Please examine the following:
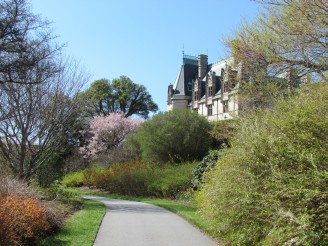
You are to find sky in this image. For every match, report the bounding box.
[30,0,261,113]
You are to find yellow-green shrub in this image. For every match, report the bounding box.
[60,171,84,187]
[195,83,327,245]
[63,160,196,198]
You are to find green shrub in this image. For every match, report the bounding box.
[91,160,150,195]
[82,167,101,187]
[67,160,196,198]
[36,154,64,188]
[146,162,195,198]
[131,109,212,163]
[195,83,327,245]
[61,171,84,187]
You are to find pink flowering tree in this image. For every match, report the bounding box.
[80,113,142,159]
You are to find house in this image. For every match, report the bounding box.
[168,54,246,121]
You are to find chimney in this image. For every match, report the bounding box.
[198,54,208,79]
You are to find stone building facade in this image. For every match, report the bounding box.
[168,54,245,121]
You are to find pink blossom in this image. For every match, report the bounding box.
[80,113,142,159]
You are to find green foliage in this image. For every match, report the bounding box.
[132,109,212,163]
[61,171,84,187]
[36,154,64,188]
[227,1,326,80]
[43,188,81,208]
[195,83,328,245]
[191,150,220,190]
[237,78,290,110]
[77,76,158,118]
[62,161,196,198]
[146,163,195,198]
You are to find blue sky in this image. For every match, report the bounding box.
[30,0,260,112]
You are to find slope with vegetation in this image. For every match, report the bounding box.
[195,83,327,245]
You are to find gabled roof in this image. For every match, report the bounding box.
[172,63,197,97]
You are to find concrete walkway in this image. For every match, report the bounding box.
[83,195,218,246]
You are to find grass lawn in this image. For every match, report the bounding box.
[37,199,105,246]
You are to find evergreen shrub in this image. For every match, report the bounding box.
[191,150,220,190]
[130,109,212,163]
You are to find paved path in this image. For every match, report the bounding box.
[83,195,218,246]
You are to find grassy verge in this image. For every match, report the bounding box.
[37,199,105,246]
[66,188,217,240]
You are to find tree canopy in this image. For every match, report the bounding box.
[228,0,327,81]
[0,0,61,85]
[78,76,158,119]
[0,0,88,180]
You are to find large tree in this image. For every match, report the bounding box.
[79,76,158,119]
[0,0,61,85]
[0,58,87,180]
[76,79,115,116]
[228,0,327,81]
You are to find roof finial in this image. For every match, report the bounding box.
[182,44,185,57]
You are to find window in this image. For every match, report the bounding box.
[208,86,213,97]
[223,100,228,113]
[208,104,213,116]
[194,91,198,101]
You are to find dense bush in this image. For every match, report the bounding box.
[195,83,327,245]
[36,154,64,187]
[63,160,196,198]
[146,163,195,197]
[0,172,73,241]
[61,171,85,187]
[130,109,212,163]
[0,197,50,245]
